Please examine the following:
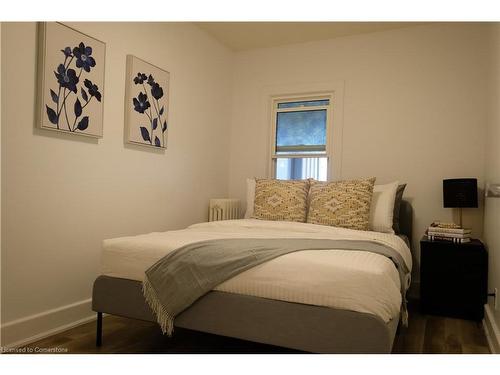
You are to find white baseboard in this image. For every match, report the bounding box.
[1,298,96,348]
[483,304,500,354]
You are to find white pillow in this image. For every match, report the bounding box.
[244,178,256,219]
[369,181,399,234]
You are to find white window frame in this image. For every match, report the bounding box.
[270,93,333,180]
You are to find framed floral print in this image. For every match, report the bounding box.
[37,22,105,137]
[124,55,169,149]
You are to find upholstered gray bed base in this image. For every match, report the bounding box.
[92,200,411,353]
[92,275,399,353]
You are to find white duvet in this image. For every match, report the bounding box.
[102,219,412,323]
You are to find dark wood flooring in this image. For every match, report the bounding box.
[14,302,490,354]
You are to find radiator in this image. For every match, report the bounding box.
[209,199,241,222]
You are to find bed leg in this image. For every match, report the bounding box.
[96,312,103,347]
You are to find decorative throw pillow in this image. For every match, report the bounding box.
[307,177,376,230]
[253,179,309,222]
[244,177,256,219]
[392,184,407,234]
[369,181,400,234]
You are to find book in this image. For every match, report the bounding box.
[427,234,471,243]
[430,221,462,229]
[426,230,471,239]
[427,227,471,235]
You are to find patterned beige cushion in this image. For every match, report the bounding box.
[307,177,376,230]
[252,179,310,222]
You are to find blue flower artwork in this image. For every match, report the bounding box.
[46,43,101,132]
[126,55,169,149]
[73,42,96,72]
[39,23,105,138]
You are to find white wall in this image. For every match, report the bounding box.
[484,23,500,342]
[1,22,233,345]
[0,21,3,346]
[228,23,489,279]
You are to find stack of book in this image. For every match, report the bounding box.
[426,222,471,243]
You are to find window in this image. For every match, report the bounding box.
[271,95,332,181]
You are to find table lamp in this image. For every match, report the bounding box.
[443,178,478,227]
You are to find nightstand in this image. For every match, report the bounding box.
[420,236,488,321]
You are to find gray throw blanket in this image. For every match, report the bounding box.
[142,238,410,336]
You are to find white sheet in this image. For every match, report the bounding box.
[102,219,412,323]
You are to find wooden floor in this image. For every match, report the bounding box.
[15,302,490,354]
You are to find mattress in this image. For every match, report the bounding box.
[398,234,411,248]
[102,219,412,323]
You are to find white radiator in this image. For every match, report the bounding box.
[209,199,241,222]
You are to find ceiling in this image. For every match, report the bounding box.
[196,22,427,52]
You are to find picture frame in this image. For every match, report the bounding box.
[124,55,170,149]
[36,22,106,138]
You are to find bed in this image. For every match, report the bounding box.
[92,200,413,354]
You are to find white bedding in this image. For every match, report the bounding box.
[102,219,412,323]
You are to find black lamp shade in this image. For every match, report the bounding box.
[443,178,478,208]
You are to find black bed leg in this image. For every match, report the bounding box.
[96,312,103,347]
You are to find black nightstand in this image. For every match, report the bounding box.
[420,236,488,321]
